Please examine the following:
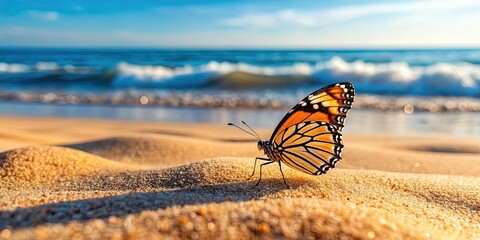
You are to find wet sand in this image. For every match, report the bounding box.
[2,91,480,112]
[0,116,479,239]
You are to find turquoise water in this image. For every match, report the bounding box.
[1,49,479,137]
[1,48,480,97]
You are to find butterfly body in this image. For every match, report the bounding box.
[230,82,355,188]
[257,140,277,161]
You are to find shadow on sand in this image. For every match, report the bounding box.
[0,177,306,229]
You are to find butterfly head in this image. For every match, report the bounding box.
[257,140,269,151]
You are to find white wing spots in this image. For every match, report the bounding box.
[313,104,319,110]
[326,124,334,132]
[330,157,341,166]
[334,134,342,143]
[299,101,307,107]
[297,122,306,129]
[321,165,330,172]
[334,146,342,155]
[308,93,324,101]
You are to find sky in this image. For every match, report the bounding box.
[1,0,480,48]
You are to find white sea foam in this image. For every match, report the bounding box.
[1,58,479,96]
[0,62,30,73]
[0,61,60,73]
[0,62,93,74]
[113,57,480,96]
[114,62,219,88]
[34,62,59,71]
[113,61,314,88]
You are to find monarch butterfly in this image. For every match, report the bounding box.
[229,82,355,188]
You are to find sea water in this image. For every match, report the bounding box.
[1,48,480,96]
[1,48,479,136]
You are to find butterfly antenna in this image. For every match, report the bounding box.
[228,123,260,141]
[241,121,262,140]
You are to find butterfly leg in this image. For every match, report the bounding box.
[278,161,290,189]
[255,161,274,187]
[247,157,270,180]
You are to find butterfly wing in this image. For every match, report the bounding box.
[269,82,354,143]
[272,121,343,175]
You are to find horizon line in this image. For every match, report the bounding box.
[1,45,480,51]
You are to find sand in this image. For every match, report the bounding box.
[0,116,479,239]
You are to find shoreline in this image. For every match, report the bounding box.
[1,91,480,112]
[1,104,479,138]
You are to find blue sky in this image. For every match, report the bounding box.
[1,0,479,48]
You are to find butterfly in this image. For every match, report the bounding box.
[229,82,355,188]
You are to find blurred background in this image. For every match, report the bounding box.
[1,0,479,136]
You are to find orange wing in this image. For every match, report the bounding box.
[273,121,343,175]
[269,82,355,142]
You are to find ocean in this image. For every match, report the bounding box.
[1,48,480,96]
[1,48,479,136]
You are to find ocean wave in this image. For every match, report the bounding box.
[113,61,313,88]
[0,62,30,73]
[0,61,102,82]
[312,57,480,96]
[113,58,480,96]
[1,58,480,96]
[0,61,63,73]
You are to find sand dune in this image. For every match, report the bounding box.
[0,116,479,239]
[66,135,258,167]
[0,146,132,190]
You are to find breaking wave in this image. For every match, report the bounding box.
[113,57,480,96]
[1,57,480,96]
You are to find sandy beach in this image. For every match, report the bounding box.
[0,116,479,239]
